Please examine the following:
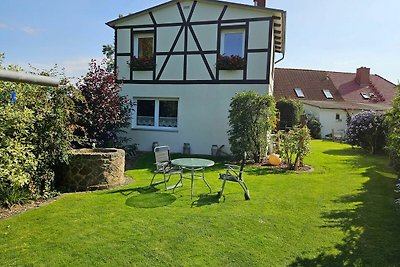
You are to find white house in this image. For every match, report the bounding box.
[274,67,395,138]
[106,0,286,154]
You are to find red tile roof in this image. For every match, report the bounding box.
[274,68,343,101]
[274,68,396,107]
[328,71,396,106]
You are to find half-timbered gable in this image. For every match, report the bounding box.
[106,0,286,154]
[108,0,285,85]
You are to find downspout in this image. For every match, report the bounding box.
[274,52,285,65]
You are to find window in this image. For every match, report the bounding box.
[335,113,341,121]
[134,99,178,129]
[322,89,334,99]
[137,100,155,126]
[294,88,305,98]
[133,33,154,58]
[138,37,153,58]
[222,29,244,57]
[360,92,370,100]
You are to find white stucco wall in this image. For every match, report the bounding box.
[122,83,270,154]
[113,1,279,155]
[304,105,348,138]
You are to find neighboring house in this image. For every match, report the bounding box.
[107,0,286,154]
[274,67,395,138]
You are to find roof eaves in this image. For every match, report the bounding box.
[106,0,287,48]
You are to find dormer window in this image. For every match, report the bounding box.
[294,88,305,98]
[361,92,370,99]
[322,89,334,99]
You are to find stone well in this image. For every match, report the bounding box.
[63,148,125,191]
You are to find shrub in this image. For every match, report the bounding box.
[278,126,311,170]
[76,60,132,147]
[346,110,386,154]
[306,115,322,139]
[385,85,400,172]
[228,91,276,163]
[0,61,80,206]
[276,98,304,130]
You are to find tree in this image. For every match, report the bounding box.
[278,126,311,170]
[385,85,400,172]
[228,91,276,163]
[76,60,131,147]
[102,44,115,72]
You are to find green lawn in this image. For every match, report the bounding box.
[1,140,399,266]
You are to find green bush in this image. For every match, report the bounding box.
[385,85,400,173]
[0,62,81,206]
[278,126,311,170]
[228,91,276,163]
[276,98,304,130]
[306,115,322,139]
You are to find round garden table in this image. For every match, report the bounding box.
[171,158,215,199]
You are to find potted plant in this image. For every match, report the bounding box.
[129,56,155,71]
[217,54,246,70]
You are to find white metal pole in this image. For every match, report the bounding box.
[0,69,60,87]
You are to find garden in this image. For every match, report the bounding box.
[0,140,399,266]
[1,52,400,265]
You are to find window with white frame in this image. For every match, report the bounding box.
[322,89,334,99]
[134,99,178,129]
[133,32,154,58]
[294,88,305,98]
[360,92,370,100]
[221,29,245,57]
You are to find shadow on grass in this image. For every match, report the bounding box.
[108,185,177,208]
[125,193,176,208]
[322,146,385,158]
[107,185,160,196]
[289,151,400,266]
[191,193,221,207]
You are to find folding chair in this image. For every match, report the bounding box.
[218,156,250,200]
[150,146,182,190]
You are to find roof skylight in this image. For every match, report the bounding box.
[294,88,305,98]
[322,89,334,99]
[360,92,370,99]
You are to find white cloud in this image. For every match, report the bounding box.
[62,56,104,81]
[21,26,42,35]
[0,23,9,29]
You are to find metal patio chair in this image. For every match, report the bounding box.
[218,155,250,200]
[150,146,182,190]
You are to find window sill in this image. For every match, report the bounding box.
[131,127,178,132]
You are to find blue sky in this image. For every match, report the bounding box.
[0,0,399,83]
